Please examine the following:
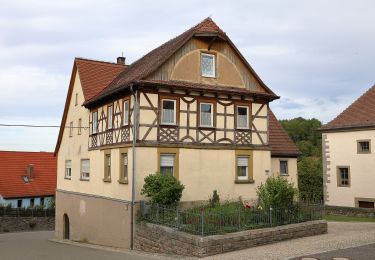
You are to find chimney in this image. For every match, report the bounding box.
[117,56,126,65]
[27,164,34,179]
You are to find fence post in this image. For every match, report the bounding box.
[238,208,241,231]
[269,207,273,227]
[200,210,204,236]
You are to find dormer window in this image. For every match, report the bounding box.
[201,53,215,78]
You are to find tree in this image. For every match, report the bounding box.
[141,173,184,206]
[298,157,323,202]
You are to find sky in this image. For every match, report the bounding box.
[0,0,374,152]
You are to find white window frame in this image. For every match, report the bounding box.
[201,53,216,78]
[161,99,177,125]
[65,160,72,179]
[236,106,249,129]
[81,159,90,180]
[92,111,98,134]
[107,105,113,129]
[237,156,249,181]
[280,160,289,176]
[123,100,129,126]
[199,102,214,127]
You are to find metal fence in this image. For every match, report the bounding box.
[139,202,323,236]
[0,207,55,217]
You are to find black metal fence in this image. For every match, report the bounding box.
[0,207,55,217]
[139,202,323,236]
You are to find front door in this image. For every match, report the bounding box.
[63,214,70,239]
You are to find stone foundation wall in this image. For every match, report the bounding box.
[0,217,54,233]
[325,205,375,218]
[135,220,328,257]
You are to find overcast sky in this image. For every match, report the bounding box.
[0,0,374,152]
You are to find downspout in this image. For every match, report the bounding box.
[130,84,137,250]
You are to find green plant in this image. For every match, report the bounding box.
[141,173,184,206]
[208,190,220,207]
[298,157,323,202]
[256,176,296,209]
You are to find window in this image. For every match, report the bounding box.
[69,122,73,137]
[120,153,128,182]
[107,105,113,129]
[104,154,111,180]
[200,103,214,127]
[358,140,371,153]
[17,200,22,208]
[358,201,374,208]
[237,106,249,129]
[201,53,215,77]
[81,159,90,180]
[161,99,176,125]
[123,100,129,126]
[280,160,288,176]
[337,166,350,187]
[30,198,34,208]
[40,197,45,207]
[92,111,98,134]
[75,93,78,106]
[237,156,249,181]
[65,160,71,179]
[160,154,175,176]
[78,118,82,135]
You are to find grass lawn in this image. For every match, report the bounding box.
[324,215,375,222]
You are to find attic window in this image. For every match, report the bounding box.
[201,53,215,78]
[23,176,29,183]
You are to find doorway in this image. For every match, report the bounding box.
[63,214,70,239]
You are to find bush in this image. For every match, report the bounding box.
[256,176,296,209]
[141,173,184,206]
[208,190,220,207]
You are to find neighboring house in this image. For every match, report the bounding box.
[0,151,56,208]
[321,84,375,208]
[54,18,299,248]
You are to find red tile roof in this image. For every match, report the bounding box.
[84,17,277,107]
[269,110,301,157]
[321,84,375,131]
[0,151,56,199]
[75,58,127,101]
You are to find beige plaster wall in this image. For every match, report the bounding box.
[134,147,272,202]
[271,157,298,186]
[324,130,375,207]
[55,190,132,248]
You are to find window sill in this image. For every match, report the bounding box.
[198,126,216,130]
[280,174,289,177]
[201,74,216,79]
[118,179,128,184]
[235,128,250,131]
[64,177,71,180]
[235,179,255,184]
[80,178,90,182]
[103,177,112,183]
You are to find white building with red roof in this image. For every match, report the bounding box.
[0,151,57,208]
[321,84,375,208]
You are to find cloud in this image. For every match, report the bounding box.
[0,0,374,151]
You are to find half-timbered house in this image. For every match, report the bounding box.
[54,18,299,248]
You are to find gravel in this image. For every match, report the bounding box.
[203,222,375,260]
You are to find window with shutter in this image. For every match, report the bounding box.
[160,154,175,176]
[237,156,248,180]
[81,159,90,180]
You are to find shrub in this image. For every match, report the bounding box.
[256,176,296,209]
[208,190,220,207]
[298,157,323,203]
[29,219,37,229]
[141,173,184,206]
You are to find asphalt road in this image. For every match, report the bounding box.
[296,243,375,260]
[0,231,164,260]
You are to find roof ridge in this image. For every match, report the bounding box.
[0,150,54,154]
[75,57,126,67]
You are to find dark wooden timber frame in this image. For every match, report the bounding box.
[88,86,269,150]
